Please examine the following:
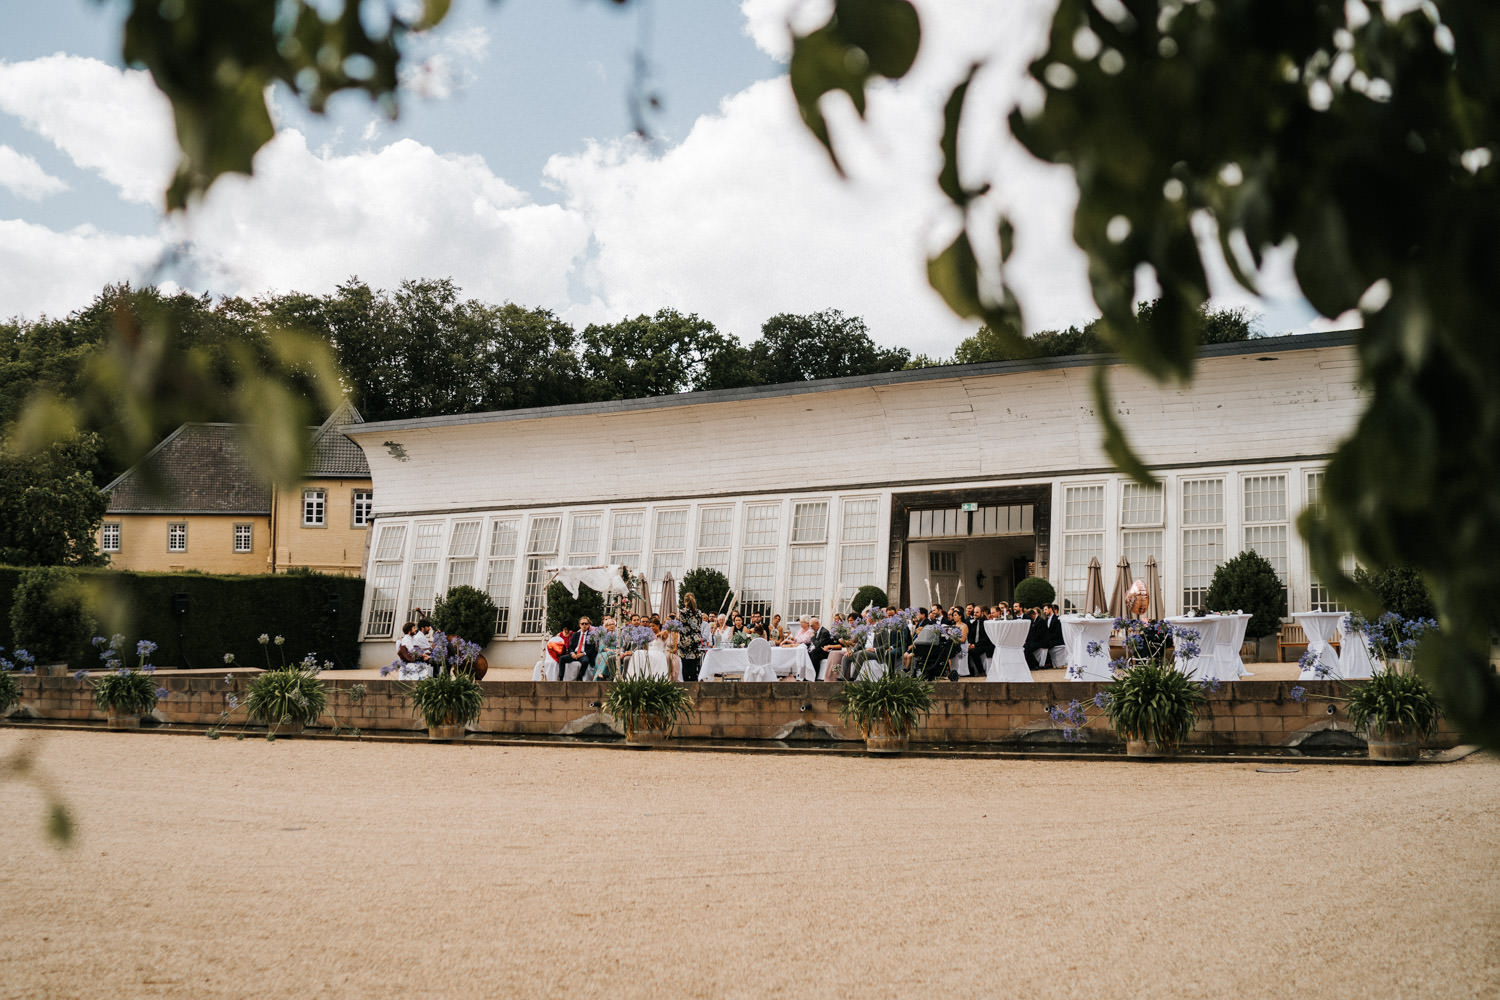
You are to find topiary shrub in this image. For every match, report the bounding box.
[1204,549,1287,639]
[1352,566,1435,622]
[1013,576,1055,609]
[849,584,888,615]
[680,567,732,619]
[433,585,499,647]
[545,580,605,636]
[9,566,96,666]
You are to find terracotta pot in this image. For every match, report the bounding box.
[428,722,467,742]
[1367,725,1420,762]
[106,711,140,730]
[1125,738,1169,758]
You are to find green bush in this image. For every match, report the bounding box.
[9,567,96,665]
[92,670,159,715]
[849,584,888,615]
[0,567,363,668]
[1352,566,1436,622]
[1346,666,1441,739]
[1204,549,1287,639]
[433,585,499,646]
[837,672,935,740]
[407,672,485,728]
[680,567,732,618]
[1105,659,1207,748]
[1013,576,1055,609]
[246,667,328,727]
[544,580,605,636]
[0,668,19,715]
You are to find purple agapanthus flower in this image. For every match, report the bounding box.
[1289,685,1307,703]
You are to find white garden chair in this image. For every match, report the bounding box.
[743,637,777,682]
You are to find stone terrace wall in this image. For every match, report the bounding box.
[5,674,1463,748]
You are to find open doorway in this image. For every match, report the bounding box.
[906,535,1037,609]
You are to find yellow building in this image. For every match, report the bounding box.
[100,403,372,576]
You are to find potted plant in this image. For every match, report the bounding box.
[246,639,328,735]
[1104,619,1207,756]
[837,672,935,752]
[87,635,163,728]
[603,675,694,746]
[9,567,95,675]
[0,650,23,717]
[1345,664,1441,762]
[407,672,484,741]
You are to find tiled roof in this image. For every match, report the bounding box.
[105,424,273,514]
[105,404,369,513]
[307,400,370,477]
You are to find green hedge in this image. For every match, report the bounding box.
[0,566,364,669]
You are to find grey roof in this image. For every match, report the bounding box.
[344,329,1360,438]
[104,424,273,515]
[105,404,369,513]
[307,400,370,478]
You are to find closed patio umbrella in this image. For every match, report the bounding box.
[1144,555,1165,621]
[660,573,677,620]
[637,573,653,619]
[1082,557,1109,615]
[1107,555,1133,618]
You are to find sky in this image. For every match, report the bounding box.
[0,0,1336,356]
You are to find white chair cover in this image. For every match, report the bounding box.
[744,637,776,682]
[532,655,560,681]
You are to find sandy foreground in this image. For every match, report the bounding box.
[1,732,1496,999]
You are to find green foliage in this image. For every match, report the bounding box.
[544,580,605,637]
[748,310,910,385]
[246,667,327,727]
[837,672,935,740]
[0,669,19,715]
[1104,659,1206,749]
[1346,667,1442,740]
[406,672,485,728]
[91,670,158,715]
[952,303,1257,365]
[1204,550,1287,640]
[680,567,732,618]
[0,434,108,566]
[580,309,736,399]
[0,567,363,669]
[433,585,499,647]
[602,675,695,736]
[9,567,96,665]
[1013,576,1055,608]
[1352,567,1436,623]
[849,584,888,615]
[793,0,1500,747]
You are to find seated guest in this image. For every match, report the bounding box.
[712,614,734,648]
[807,616,837,679]
[747,612,770,639]
[786,614,814,648]
[591,617,619,679]
[1025,604,1068,669]
[769,613,788,643]
[558,616,596,682]
[730,613,749,642]
[969,606,994,675]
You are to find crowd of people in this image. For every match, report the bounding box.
[533,595,1079,683]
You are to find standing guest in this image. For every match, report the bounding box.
[558,616,596,682]
[678,593,704,683]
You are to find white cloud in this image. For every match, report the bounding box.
[399,25,492,100]
[0,218,162,320]
[0,144,68,200]
[168,131,591,309]
[0,55,176,205]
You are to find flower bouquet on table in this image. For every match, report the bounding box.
[829,620,854,648]
[619,624,656,652]
[731,631,753,649]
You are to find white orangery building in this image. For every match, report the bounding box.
[343,331,1364,667]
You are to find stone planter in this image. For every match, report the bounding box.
[864,723,909,754]
[1366,725,1420,762]
[1125,738,1169,758]
[428,722,467,742]
[624,727,668,747]
[105,711,140,730]
[1382,658,1416,676]
[266,719,305,736]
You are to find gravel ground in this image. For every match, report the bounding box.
[1,730,1496,999]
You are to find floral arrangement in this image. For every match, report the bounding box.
[829,620,853,646]
[1,646,36,675]
[1346,611,1438,662]
[83,634,167,716]
[731,630,754,648]
[661,617,697,648]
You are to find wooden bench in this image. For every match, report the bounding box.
[1278,621,1340,661]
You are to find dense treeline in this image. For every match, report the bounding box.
[0,279,1255,565]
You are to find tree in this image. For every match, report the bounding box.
[544,581,606,637]
[0,434,109,567]
[432,585,500,648]
[787,0,1500,746]
[580,309,734,400]
[748,309,909,384]
[952,303,1257,366]
[1204,551,1287,641]
[1352,567,1436,624]
[680,568,732,619]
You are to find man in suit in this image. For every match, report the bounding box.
[1025,604,1067,669]
[806,615,836,680]
[558,616,597,681]
[968,605,995,675]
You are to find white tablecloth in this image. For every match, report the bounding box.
[983,619,1033,682]
[1210,613,1253,680]
[1166,616,1224,679]
[1294,611,1347,679]
[1335,614,1377,679]
[1060,616,1115,681]
[701,645,816,681]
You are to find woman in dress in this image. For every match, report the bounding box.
[646,620,671,678]
[948,606,970,680]
[769,613,786,643]
[713,614,734,648]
